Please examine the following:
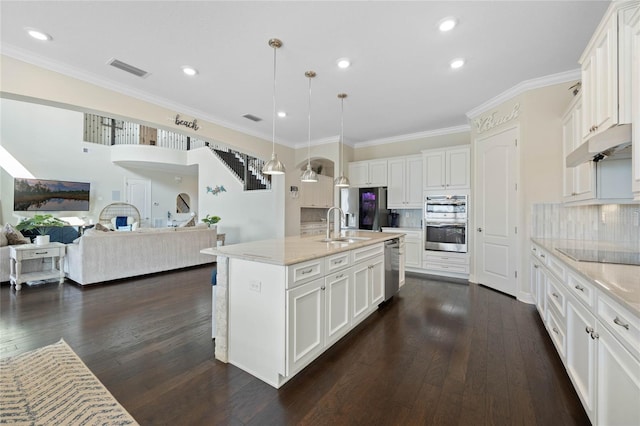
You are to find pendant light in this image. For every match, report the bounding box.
[300,70,318,182]
[262,38,286,175]
[334,93,350,187]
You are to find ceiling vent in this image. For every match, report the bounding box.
[242,114,262,122]
[108,58,150,78]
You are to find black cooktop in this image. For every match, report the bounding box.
[555,248,640,266]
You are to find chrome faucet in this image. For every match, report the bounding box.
[326,206,345,240]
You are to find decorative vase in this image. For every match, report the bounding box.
[35,235,50,245]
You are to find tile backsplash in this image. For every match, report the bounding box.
[532,203,640,247]
[300,207,329,223]
[391,209,423,228]
[301,207,423,229]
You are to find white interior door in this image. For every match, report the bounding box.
[126,178,151,227]
[475,127,518,296]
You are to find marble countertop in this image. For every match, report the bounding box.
[201,230,406,266]
[532,238,640,316]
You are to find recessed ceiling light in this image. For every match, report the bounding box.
[277,111,287,118]
[336,58,351,69]
[26,28,52,41]
[181,66,198,76]
[438,17,457,32]
[450,58,465,69]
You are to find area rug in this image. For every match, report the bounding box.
[0,339,138,425]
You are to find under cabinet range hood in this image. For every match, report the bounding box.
[566,124,632,167]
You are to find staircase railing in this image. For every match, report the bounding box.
[83,113,270,191]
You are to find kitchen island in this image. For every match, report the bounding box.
[201,230,404,388]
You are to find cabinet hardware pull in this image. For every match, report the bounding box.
[336,274,344,279]
[534,265,539,269]
[334,259,343,264]
[552,327,559,334]
[301,268,313,274]
[35,252,48,255]
[477,227,482,232]
[552,292,559,299]
[574,285,585,292]
[585,326,594,334]
[321,286,326,290]
[613,317,630,330]
[532,248,537,252]
[540,254,545,258]
[590,331,599,340]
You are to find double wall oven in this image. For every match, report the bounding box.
[424,195,468,253]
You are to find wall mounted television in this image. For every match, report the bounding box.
[13,178,90,211]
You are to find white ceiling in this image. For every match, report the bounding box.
[0,1,610,148]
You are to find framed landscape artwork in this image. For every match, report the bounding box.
[14,178,90,211]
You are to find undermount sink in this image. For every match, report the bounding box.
[319,236,371,244]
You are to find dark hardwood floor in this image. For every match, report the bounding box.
[1,267,589,425]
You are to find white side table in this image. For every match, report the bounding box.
[9,242,66,291]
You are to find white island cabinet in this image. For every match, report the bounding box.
[202,231,401,388]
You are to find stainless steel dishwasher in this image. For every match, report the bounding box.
[383,238,400,302]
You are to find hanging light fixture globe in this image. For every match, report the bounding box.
[262,38,286,175]
[334,93,351,187]
[300,71,318,183]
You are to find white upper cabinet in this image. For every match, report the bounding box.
[387,155,423,208]
[562,93,596,203]
[348,159,387,187]
[422,146,470,193]
[630,6,640,199]
[300,174,334,208]
[579,2,636,141]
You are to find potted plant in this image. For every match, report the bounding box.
[202,215,221,229]
[15,214,67,245]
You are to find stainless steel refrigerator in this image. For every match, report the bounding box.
[340,187,388,231]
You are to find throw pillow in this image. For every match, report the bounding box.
[95,223,111,232]
[0,229,8,247]
[3,223,30,245]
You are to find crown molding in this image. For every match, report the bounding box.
[293,135,340,150]
[465,68,581,119]
[353,124,471,149]
[0,45,293,147]
[2,45,581,151]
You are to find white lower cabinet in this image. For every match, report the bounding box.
[595,324,640,426]
[287,278,325,376]
[381,228,421,271]
[352,263,370,325]
[351,254,384,326]
[324,270,351,348]
[286,269,355,376]
[423,251,469,277]
[228,242,388,389]
[530,256,546,319]
[288,247,383,376]
[370,257,385,307]
[531,241,640,425]
[566,297,598,423]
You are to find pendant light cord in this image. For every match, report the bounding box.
[307,75,312,167]
[340,96,344,175]
[271,46,277,154]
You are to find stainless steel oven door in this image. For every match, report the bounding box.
[424,195,467,221]
[425,222,467,253]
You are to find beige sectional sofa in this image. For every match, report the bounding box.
[64,225,217,285]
